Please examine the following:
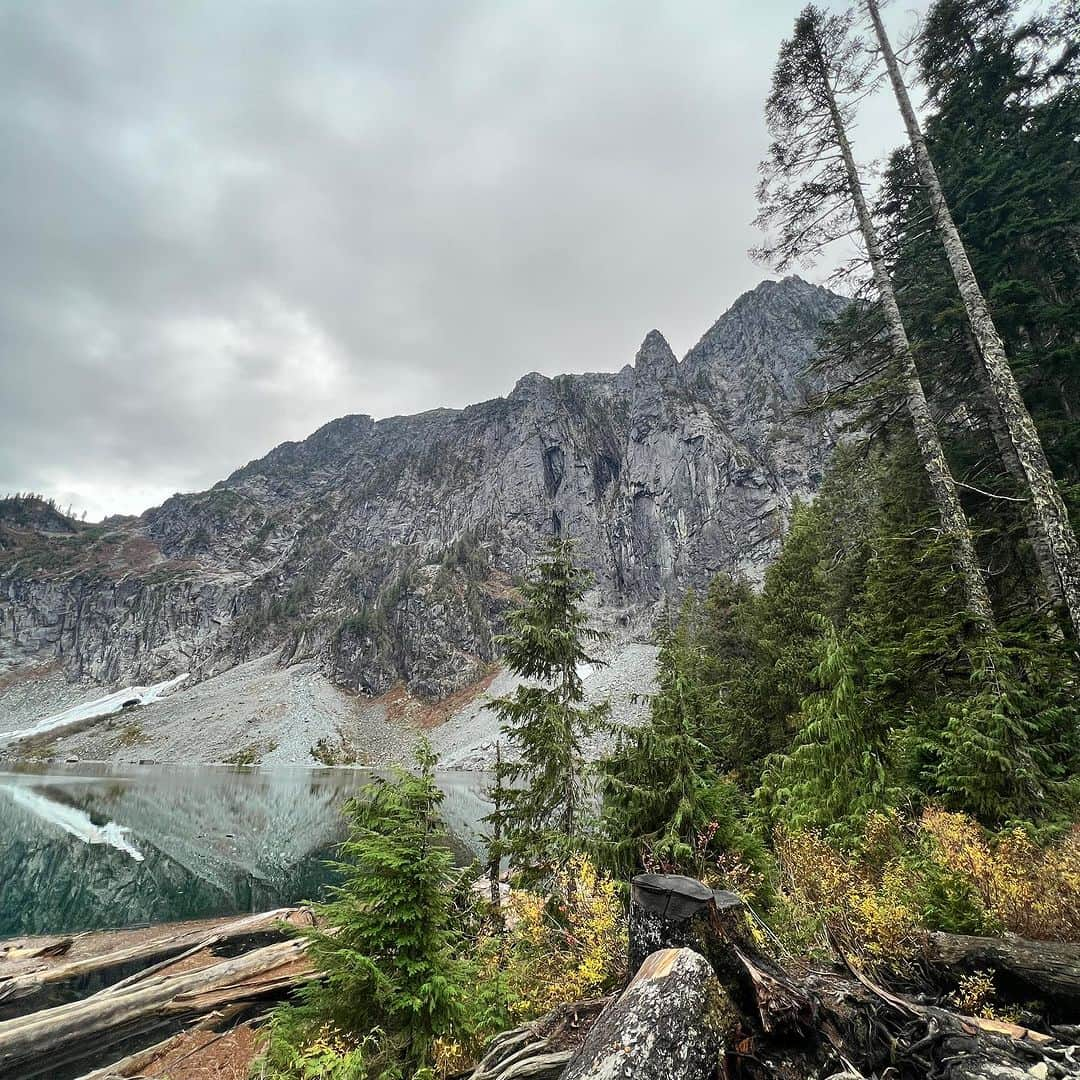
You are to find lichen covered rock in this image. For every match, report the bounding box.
[562,947,737,1080]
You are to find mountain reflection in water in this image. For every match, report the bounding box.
[0,764,491,937]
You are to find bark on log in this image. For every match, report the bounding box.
[926,931,1080,1011]
[0,936,313,1077]
[562,948,738,1080]
[73,1003,249,1080]
[0,906,310,1019]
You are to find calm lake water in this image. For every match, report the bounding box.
[0,764,492,938]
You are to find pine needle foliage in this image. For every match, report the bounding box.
[697,435,1078,835]
[485,537,609,884]
[756,619,894,844]
[597,600,765,886]
[264,742,471,1080]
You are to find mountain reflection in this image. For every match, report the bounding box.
[0,764,490,937]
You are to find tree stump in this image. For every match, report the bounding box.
[561,948,737,1080]
[628,873,756,1012]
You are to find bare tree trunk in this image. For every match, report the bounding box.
[818,50,997,635]
[965,331,1066,629]
[865,0,1080,640]
[0,907,309,1020]
[489,741,503,914]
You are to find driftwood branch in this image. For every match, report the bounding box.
[0,936,314,1078]
[73,1003,249,1080]
[466,998,609,1080]
[0,906,311,1020]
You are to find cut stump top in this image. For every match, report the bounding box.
[630,874,740,921]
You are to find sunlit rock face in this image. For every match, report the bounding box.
[0,277,847,700]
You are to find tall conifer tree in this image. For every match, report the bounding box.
[755,5,997,638]
[485,537,608,883]
[864,0,1080,639]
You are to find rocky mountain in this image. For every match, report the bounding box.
[0,276,847,716]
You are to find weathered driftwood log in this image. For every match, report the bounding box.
[73,1003,249,1080]
[562,948,738,1080]
[925,931,1080,1011]
[0,936,313,1078]
[0,906,311,1020]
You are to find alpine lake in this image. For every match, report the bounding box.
[0,763,492,938]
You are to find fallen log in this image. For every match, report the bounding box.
[0,906,311,1019]
[1,937,76,962]
[73,1003,249,1080]
[623,875,1080,1080]
[0,936,314,1078]
[732,922,1079,1078]
[925,930,1080,1012]
[756,960,1078,1079]
[562,948,738,1080]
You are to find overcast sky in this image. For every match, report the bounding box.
[0,0,929,521]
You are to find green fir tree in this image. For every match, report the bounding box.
[485,537,609,884]
[260,742,471,1080]
[597,600,766,889]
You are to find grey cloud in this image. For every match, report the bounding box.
[0,0,925,520]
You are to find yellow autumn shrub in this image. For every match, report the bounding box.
[947,969,1018,1022]
[919,808,1080,941]
[772,808,1079,974]
[498,856,627,1020]
[773,824,920,972]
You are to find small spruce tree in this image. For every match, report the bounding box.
[485,537,608,884]
[262,742,470,1080]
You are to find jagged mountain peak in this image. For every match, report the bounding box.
[682,275,847,396]
[730,273,839,307]
[1,277,849,705]
[688,275,845,355]
[633,329,678,382]
[510,371,551,397]
[637,328,675,358]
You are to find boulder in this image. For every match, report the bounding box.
[561,947,737,1080]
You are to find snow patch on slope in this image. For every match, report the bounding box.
[0,674,188,744]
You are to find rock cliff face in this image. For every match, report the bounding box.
[0,276,847,702]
